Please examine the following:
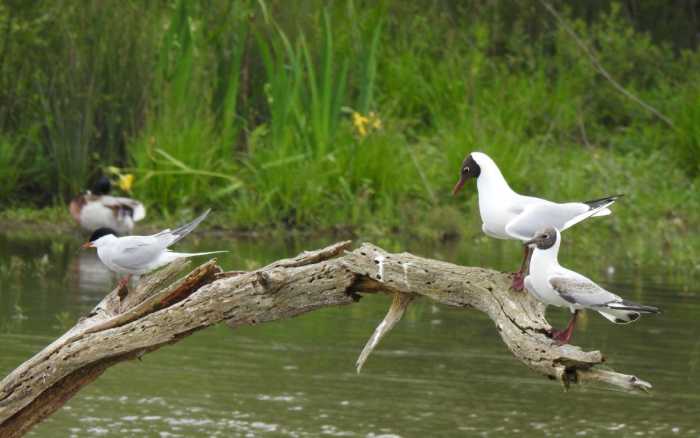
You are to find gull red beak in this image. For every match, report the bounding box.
[81,242,94,249]
[452,177,466,196]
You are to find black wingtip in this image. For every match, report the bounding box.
[617,300,660,314]
[584,194,624,209]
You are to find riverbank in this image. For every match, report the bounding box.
[1,1,699,278]
[2,190,698,283]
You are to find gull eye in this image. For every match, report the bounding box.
[463,166,470,173]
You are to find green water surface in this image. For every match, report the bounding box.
[0,231,698,437]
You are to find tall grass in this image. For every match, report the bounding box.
[0,1,160,199]
[128,0,247,215]
[0,136,23,201]
[0,0,698,268]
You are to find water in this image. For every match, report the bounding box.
[0,230,698,437]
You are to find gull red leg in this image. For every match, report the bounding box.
[510,245,532,292]
[117,274,132,290]
[551,310,579,344]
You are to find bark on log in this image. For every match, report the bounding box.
[0,241,651,437]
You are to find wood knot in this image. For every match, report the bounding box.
[255,271,269,287]
[117,285,129,301]
[253,270,285,292]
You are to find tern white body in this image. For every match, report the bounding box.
[94,235,214,275]
[89,209,225,277]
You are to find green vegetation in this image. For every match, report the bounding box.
[0,1,698,271]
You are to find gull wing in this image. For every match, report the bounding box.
[548,274,619,308]
[504,200,589,240]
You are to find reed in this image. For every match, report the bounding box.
[0,0,698,267]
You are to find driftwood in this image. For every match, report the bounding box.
[0,241,651,437]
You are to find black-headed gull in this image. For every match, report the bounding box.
[82,209,224,289]
[70,176,146,235]
[452,151,621,290]
[524,227,659,344]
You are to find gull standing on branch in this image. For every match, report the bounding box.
[524,227,659,344]
[82,209,225,289]
[452,151,621,291]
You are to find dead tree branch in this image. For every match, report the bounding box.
[0,241,651,437]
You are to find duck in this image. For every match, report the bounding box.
[452,151,621,291]
[69,175,145,235]
[82,209,225,289]
[524,227,659,344]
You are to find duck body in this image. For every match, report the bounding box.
[70,194,145,235]
[69,176,145,235]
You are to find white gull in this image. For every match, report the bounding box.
[452,151,621,290]
[524,227,659,343]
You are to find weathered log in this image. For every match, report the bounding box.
[0,241,651,437]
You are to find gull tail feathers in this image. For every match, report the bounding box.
[356,293,414,374]
[597,299,659,324]
[562,194,623,231]
[597,309,640,324]
[590,207,612,217]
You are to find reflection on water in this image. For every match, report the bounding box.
[0,231,698,437]
[68,252,114,300]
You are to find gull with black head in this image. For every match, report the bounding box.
[524,227,659,344]
[82,209,225,289]
[452,151,621,290]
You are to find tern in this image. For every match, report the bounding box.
[452,151,621,290]
[82,209,225,289]
[70,176,146,235]
[524,227,659,344]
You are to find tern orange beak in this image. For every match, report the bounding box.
[81,242,94,249]
[452,177,466,196]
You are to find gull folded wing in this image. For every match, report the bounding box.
[504,202,589,240]
[549,275,619,308]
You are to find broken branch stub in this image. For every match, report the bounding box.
[0,241,650,437]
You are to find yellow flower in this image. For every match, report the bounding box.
[118,174,134,192]
[352,111,369,137]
